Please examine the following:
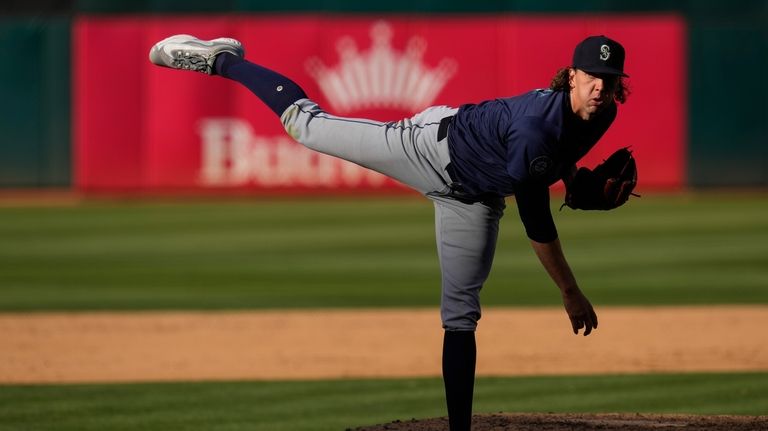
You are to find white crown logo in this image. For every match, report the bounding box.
[306,21,457,114]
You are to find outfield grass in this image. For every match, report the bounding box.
[1,194,766,430]
[0,193,766,310]
[0,372,765,430]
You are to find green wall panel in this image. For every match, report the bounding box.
[0,22,42,185]
[0,19,70,187]
[688,16,768,186]
[41,19,73,186]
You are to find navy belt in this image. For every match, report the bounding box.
[437,115,457,182]
[434,115,503,205]
[435,115,480,202]
[437,115,453,141]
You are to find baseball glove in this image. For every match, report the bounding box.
[561,147,639,210]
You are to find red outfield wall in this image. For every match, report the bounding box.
[74,15,686,194]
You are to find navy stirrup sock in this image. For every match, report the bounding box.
[443,330,476,431]
[214,52,307,116]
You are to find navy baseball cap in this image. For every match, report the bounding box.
[572,35,628,77]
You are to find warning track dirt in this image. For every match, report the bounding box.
[1,305,766,384]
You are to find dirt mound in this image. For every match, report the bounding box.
[349,413,768,431]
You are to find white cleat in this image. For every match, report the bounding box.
[149,34,244,75]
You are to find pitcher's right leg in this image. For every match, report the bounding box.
[150,35,455,194]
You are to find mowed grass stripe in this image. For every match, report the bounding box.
[0,373,766,431]
[0,194,766,310]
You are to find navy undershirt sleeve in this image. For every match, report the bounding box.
[214,53,307,116]
[514,185,558,243]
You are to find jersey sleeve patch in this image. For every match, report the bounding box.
[529,155,554,178]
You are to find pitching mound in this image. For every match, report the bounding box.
[349,413,768,431]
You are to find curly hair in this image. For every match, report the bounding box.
[549,67,629,104]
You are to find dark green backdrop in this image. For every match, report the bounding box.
[0,18,70,187]
[2,0,766,188]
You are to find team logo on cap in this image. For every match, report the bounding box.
[600,44,611,61]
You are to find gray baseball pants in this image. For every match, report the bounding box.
[281,99,505,331]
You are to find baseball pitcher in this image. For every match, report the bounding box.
[150,33,637,431]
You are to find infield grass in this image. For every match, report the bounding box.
[0,372,766,430]
[0,192,766,311]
